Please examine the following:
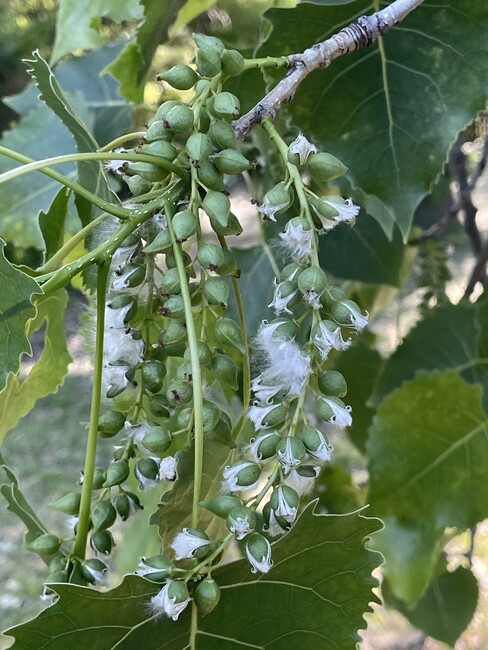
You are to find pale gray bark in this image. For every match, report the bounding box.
[233,0,426,140]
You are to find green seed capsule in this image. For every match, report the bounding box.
[197,242,225,271]
[276,437,307,467]
[263,403,288,427]
[103,460,130,488]
[153,100,182,123]
[145,120,175,143]
[159,267,182,296]
[186,132,213,164]
[149,394,171,418]
[210,353,238,388]
[204,276,229,308]
[141,359,167,393]
[176,361,193,382]
[141,426,172,455]
[226,506,256,538]
[81,558,108,584]
[221,49,245,77]
[262,182,292,216]
[163,104,194,133]
[166,380,193,406]
[197,160,224,190]
[50,492,81,515]
[177,406,193,429]
[91,500,117,531]
[202,400,221,432]
[208,120,236,150]
[98,410,126,438]
[127,161,168,183]
[297,266,328,296]
[171,209,198,242]
[212,149,250,174]
[139,140,178,161]
[165,249,193,269]
[92,467,107,490]
[212,92,241,120]
[27,534,62,556]
[144,228,172,254]
[157,64,199,90]
[136,456,159,480]
[214,317,245,353]
[200,495,243,518]
[138,555,174,581]
[207,415,235,447]
[158,320,187,348]
[183,340,212,366]
[218,249,239,276]
[307,152,348,183]
[91,529,115,555]
[124,174,153,196]
[160,294,186,319]
[317,370,347,397]
[203,190,230,222]
[249,432,281,460]
[211,211,243,237]
[196,48,222,77]
[193,33,225,55]
[194,578,221,615]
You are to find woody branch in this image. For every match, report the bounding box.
[233,0,426,140]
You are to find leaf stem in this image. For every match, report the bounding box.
[243,56,289,70]
[72,260,110,560]
[0,148,189,185]
[98,132,146,152]
[163,198,204,529]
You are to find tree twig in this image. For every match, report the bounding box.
[233,0,426,140]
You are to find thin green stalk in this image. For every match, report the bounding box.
[164,198,204,530]
[261,118,319,266]
[0,148,189,184]
[0,146,132,220]
[72,261,110,560]
[98,132,146,152]
[38,183,187,293]
[37,213,107,273]
[185,533,234,582]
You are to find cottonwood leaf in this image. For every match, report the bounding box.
[333,342,382,452]
[368,516,443,604]
[107,0,185,103]
[383,566,478,645]
[0,290,71,443]
[0,241,42,392]
[0,105,75,248]
[5,505,382,649]
[0,453,48,541]
[260,1,488,240]
[230,246,275,336]
[370,301,488,407]
[39,188,70,261]
[51,0,144,63]
[368,370,488,531]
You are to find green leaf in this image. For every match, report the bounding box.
[317,464,362,514]
[0,240,42,392]
[368,516,442,603]
[6,505,382,649]
[383,566,478,645]
[107,0,186,103]
[0,105,76,248]
[0,453,48,541]
[171,0,214,35]
[39,188,70,261]
[51,0,144,63]
[0,290,71,443]
[319,215,405,286]
[24,50,115,226]
[333,342,382,452]
[260,1,488,239]
[150,439,233,548]
[370,301,488,407]
[7,45,132,147]
[368,370,488,531]
[230,246,276,336]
